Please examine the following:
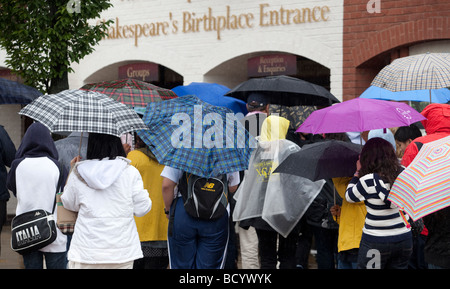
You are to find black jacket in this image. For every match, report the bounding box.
[424,207,450,268]
[0,125,16,201]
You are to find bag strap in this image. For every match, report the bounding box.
[52,164,64,214]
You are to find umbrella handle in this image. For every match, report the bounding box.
[78,132,83,157]
[333,186,336,206]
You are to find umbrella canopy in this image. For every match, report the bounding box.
[0,78,42,105]
[274,140,362,181]
[80,78,177,107]
[360,86,450,104]
[371,53,450,92]
[137,95,255,177]
[296,98,426,134]
[269,104,316,130]
[172,82,248,115]
[388,135,450,221]
[225,75,340,107]
[19,89,147,137]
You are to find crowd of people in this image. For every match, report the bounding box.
[0,95,449,269]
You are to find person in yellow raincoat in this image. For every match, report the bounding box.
[331,177,366,269]
[128,136,169,269]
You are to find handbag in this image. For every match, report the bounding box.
[56,192,77,235]
[10,165,63,255]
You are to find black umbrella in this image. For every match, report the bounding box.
[0,78,42,105]
[225,75,340,107]
[273,140,362,181]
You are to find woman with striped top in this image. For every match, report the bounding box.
[346,137,412,269]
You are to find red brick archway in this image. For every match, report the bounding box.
[352,17,448,68]
[343,1,450,101]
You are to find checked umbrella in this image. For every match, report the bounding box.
[371,53,450,92]
[137,95,256,178]
[19,89,147,137]
[81,78,177,108]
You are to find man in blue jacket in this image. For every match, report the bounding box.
[0,125,16,256]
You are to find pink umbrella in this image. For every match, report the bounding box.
[296,98,426,134]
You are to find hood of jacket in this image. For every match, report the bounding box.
[259,115,290,141]
[75,157,130,190]
[421,103,450,135]
[7,123,64,195]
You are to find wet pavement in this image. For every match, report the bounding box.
[1,220,317,269]
[0,224,24,269]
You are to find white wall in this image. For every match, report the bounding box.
[409,40,450,55]
[69,0,344,100]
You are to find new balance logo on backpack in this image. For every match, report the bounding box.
[178,172,228,220]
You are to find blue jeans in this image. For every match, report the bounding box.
[338,248,359,269]
[168,197,229,269]
[357,237,412,269]
[23,251,67,269]
[428,263,446,269]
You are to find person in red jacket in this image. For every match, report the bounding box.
[401,103,450,269]
[401,103,450,167]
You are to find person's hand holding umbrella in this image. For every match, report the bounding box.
[70,155,82,168]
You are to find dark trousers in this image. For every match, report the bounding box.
[0,200,6,256]
[133,255,169,269]
[311,226,338,269]
[256,228,299,269]
[408,234,427,269]
[23,251,67,269]
[357,237,413,269]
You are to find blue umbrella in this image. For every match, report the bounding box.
[137,95,255,178]
[360,85,450,103]
[0,78,42,104]
[172,82,248,115]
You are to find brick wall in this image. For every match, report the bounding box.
[343,0,450,101]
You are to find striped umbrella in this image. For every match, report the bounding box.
[81,78,177,108]
[388,135,450,221]
[371,53,450,102]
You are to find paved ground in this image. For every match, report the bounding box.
[1,222,317,269]
[0,224,24,269]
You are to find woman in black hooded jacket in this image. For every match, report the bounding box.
[7,123,67,269]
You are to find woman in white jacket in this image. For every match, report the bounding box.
[62,133,151,269]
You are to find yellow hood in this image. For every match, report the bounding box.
[259,115,290,141]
